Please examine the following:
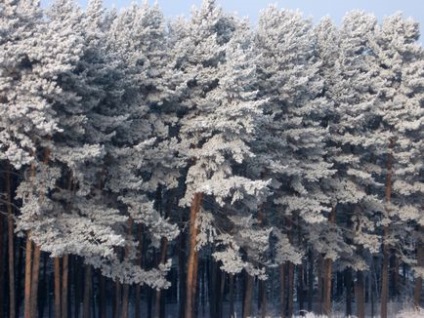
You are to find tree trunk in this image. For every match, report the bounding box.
[307,250,313,312]
[355,271,365,318]
[54,257,61,318]
[62,255,69,318]
[135,225,143,318]
[24,238,33,318]
[6,167,16,318]
[30,244,41,318]
[185,192,203,318]
[322,206,336,316]
[122,218,134,318]
[83,265,91,318]
[345,269,352,317]
[243,273,253,318]
[229,274,235,317]
[414,240,424,308]
[287,262,295,318]
[258,279,266,318]
[280,263,286,318]
[114,281,122,318]
[16,237,24,318]
[98,274,106,318]
[381,140,393,318]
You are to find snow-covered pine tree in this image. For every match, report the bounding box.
[372,13,424,314]
[315,12,386,317]
[254,6,334,315]
[170,1,269,316]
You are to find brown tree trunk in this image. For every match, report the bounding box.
[322,206,336,316]
[414,240,424,308]
[54,257,61,318]
[122,217,134,318]
[6,168,16,318]
[185,192,203,318]
[62,255,69,318]
[30,244,41,318]
[381,140,393,318]
[287,263,295,318]
[24,238,33,318]
[83,265,91,318]
[243,273,254,318]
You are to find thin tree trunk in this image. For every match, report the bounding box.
[24,238,33,318]
[307,250,313,312]
[280,263,286,318]
[381,139,394,318]
[135,225,143,318]
[345,269,352,317]
[322,206,336,316]
[185,192,203,318]
[229,274,235,317]
[6,167,16,318]
[83,265,91,318]
[258,279,266,318]
[243,273,253,318]
[62,255,69,318]
[30,244,41,317]
[355,270,365,318]
[98,274,106,318]
[122,217,134,318]
[287,263,295,318]
[114,281,122,318]
[16,237,24,318]
[54,257,61,318]
[414,240,424,308]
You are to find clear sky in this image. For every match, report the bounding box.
[41,0,424,43]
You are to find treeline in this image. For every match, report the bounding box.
[0,0,424,317]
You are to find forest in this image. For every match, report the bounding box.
[1,0,424,317]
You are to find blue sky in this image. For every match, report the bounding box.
[41,0,424,43]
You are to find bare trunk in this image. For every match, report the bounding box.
[114,281,122,318]
[54,257,61,318]
[243,273,254,318]
[6,168,16,318]
[30,244,41,318]
[122,218,134,318]
[135,225,143,318]
[83,265,91,318]
[381,140,393,318]
[98,274,106,318]
[287,263,295,318]
[322,206,336,316]
[355,271,365,318]
[280,263,286,318]
[229,274,235,317]
[185,192,203,318]
[24,238,33,318]
[62,255,69,318]
[258,279,267,318]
